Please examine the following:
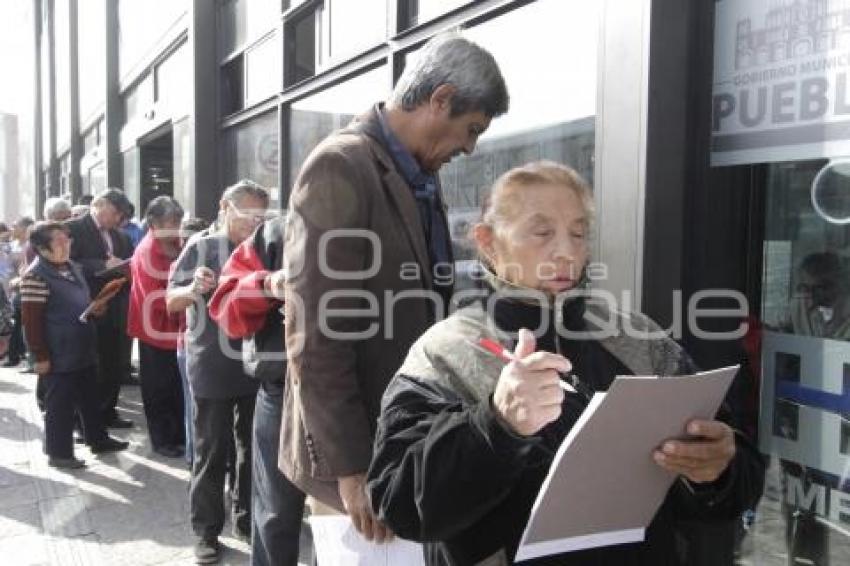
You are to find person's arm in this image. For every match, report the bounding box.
[209,232,275,339]
[20,274,50,373]
[367,374,544,541]
[285,149,377,478]
[166,241,211,313]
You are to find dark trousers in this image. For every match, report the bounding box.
[191,394,255,539]
[95,316,123,422]
[139,342,185,450]
[43,365,107,458]
[8,299,24,363]
[252,381,306,566]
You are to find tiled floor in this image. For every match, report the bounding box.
[0,365,312,565]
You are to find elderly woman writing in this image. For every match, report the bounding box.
[366,162,765,565]
[21,221,128,469]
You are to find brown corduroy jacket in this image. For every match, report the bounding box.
[280,105,452,510]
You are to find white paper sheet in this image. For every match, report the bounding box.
[310,515,425,566]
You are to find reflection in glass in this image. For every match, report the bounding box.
[758,159,850,565]
[811,160,850,225]
[245,34,281,105]
[55,0,71,147]
[77,0,106,123]
[118,0,188,79]
[222,111,280,207]
[288,66,388,188]
[156,44,190,119]
[327,0,386,63]
[400,0,470,30]
[400,0,599,266]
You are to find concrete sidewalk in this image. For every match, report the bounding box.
[0,365,310,566]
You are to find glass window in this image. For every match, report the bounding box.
[218,0,280,59]
[286,9,317,86]
[221,56,245,116]
[77,0,106,123]
[754,159,850,565]
[156,43,190,119]
[124,75,154,126]
[118,0,188,79]
[54,0,71,148]
[288,65,387,188]
[400,0,469,30]
[222,110,280,207]
[245,33,281,105]
[40,28,51,166]
[326,0,386,63]
[173,118,192,213]
[83,127,98,156]
[410,0,599,266]
[122,147,140,207]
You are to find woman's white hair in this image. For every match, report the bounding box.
[42,196,72,221]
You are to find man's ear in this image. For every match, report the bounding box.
[429,83,457,115]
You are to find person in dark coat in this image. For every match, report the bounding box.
[65,188,134,429]
[366,162,766,566]
[21,221,128,469]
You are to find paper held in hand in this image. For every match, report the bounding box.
[515,365,739,562]
[309,515,425,566]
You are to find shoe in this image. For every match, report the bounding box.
[106,416,133,429]
[90,437,129,454]
[48,456,86,469]
[19,365,35,374]
[194,537,220,564]
[2,358,20,368]
[153,445,183,458]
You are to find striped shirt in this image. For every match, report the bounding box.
[20,273,50,362]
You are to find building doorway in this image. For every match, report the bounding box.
[139,127,173,215]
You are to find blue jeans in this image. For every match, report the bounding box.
[177,347,193,465]
[252,381,306,566]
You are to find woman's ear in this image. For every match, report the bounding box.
[472,223,496,263]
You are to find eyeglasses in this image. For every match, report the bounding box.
[228,203,268,224]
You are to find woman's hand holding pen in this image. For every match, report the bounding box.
[653,419,736,483]
[492,328,572,437]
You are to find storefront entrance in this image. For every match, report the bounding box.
[138,127,173,215]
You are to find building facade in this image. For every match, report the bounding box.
[32,0,850,563]
[0,113,21,222]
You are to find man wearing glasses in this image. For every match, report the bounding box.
[167,180,270,564]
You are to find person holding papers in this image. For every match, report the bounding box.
[367,161,765,565]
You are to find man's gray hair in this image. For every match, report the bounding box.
[390,32,509,118]
[42,196,72,221]
[91,187,132,218]
[221,179,270,206]
[145,196,184,227]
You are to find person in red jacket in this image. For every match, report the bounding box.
[209,217,306,566]
[127,196,186,458]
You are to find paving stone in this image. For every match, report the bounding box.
[0,502,41,538]
[39,494,93,537]
[0,533,50,566]
[0,481,39,510]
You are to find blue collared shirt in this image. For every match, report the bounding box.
[375,105,452,285]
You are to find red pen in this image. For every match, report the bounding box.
[475,337,578,394]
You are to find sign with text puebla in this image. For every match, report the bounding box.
[712,0,850,166]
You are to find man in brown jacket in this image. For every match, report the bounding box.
[281,32,509,542]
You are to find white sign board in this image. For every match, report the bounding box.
[712,0,850,166]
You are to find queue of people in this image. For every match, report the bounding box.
[1,31,773,566]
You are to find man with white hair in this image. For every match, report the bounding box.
[282,31,509,543]
[42,197,72,222]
